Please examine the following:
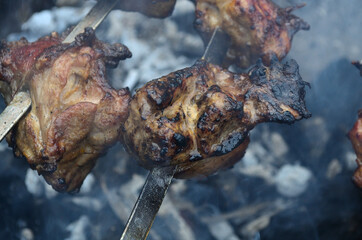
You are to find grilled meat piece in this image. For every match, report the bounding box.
[0,28,131,192]
[348,62,362,188]
[123,57,310,178]
[194,0,310,68]
[117,0,176,18]
[348,111,362,188]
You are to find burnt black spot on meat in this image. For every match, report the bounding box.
[197,105,224,133]
[38,162,57,172]
[146,70,188,108]
[173,69,193,83]
[173,133,187,149]
[189,152,202,162]
[249,60,268,85]
[146,81,174,107]
[100,42,132,68]
[170,113,180,122]
[74,27,96,47]
[57,177,66,185]
[160,146,168,157]
[194,10,204,27]
[275,15,283,26]
[213,131,246,156]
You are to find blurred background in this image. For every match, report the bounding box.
[1,0,362,239]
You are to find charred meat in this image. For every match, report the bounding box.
[194,0,309,68]
[117,0,176,18]
[0,28,131,192]
[122,58,310,178]
[348,110,362,188]
[348,62,362,188]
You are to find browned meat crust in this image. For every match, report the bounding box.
[122,57,310,178]
[0,28,131,192]
[194,0,309,68]
[348,63,362,188]
[117,0,176,18]
[348,111,362,188]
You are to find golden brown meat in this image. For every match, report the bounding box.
[348,111,362,188]
[122,58,310,178]
[194,0,309,68]
[117,0,176,18]
[0,28,131,192]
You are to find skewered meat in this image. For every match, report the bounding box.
[349,111,362,188]
[0,28,131,192]
[348,63,362,188]
[117,0,176,18]
[194,0,310,68]
[122,57,310,178]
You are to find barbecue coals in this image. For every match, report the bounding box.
[122,57,310,178]
[0,28,131,192]
[117,0,176,18]
[194,0,310,68]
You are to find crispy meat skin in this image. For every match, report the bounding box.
[117,0,176,18]
[0,28,131,192]
[349,111,362,188]
[349,63,362,187]
[194,0,309,68]
[123,58,310,178]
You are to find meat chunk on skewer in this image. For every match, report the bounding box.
[348,62,362,188]
[194,0,309,68]
[0,28,131,192]
[349,111,362,188]
[122,58,310,178]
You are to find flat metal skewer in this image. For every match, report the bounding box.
[0,92,31,141]
[0,0,120,142]
[120,27,230,240]
[62,0,119,43]
[120,166,176,240]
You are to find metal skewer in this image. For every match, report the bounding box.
[0,0,120,142]
[120,166,176,240]
[120,27,230,240]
